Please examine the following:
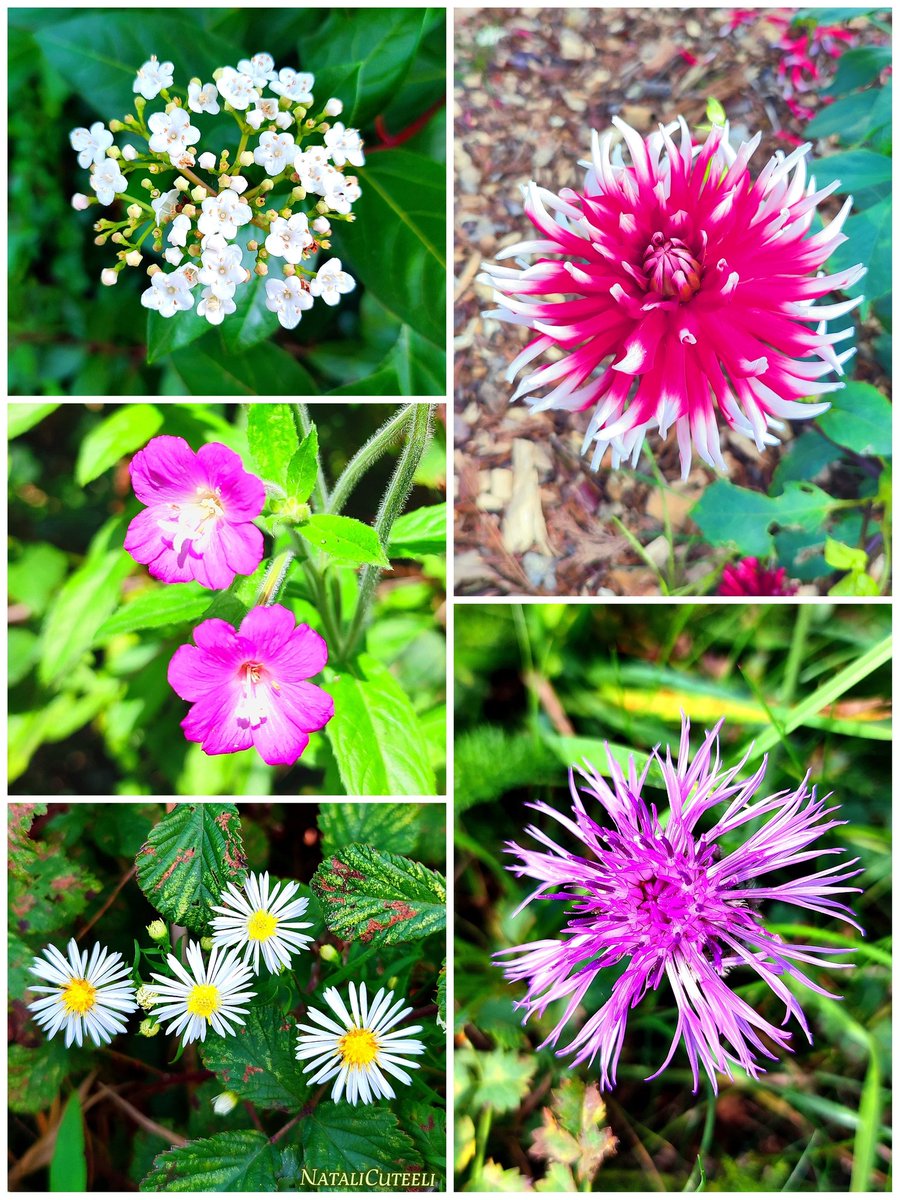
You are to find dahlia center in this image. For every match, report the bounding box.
[186,983,221,1018]
[642,232,703,301]
[62,976,97,1015]
[247,909,278,942]
[338,1027,379,1068]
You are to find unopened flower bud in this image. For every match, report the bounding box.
[100,267,118,285]
[111,232,125,244]
[139,1019,161,1038]
[147,920,167,941]
[140,177,153,190]
[312,217,331,234]
[324,98,343,117]
[239,150,254,167]
[127,203,143,220]
[121,144,138,161]
[254,261,268,276]
[259,179,274,193]
[147,263,162,276]
[190,185,206,203]
[135,986,158,1011]
[125,249,143,267]
[182,203,197,218]
[283,264,295,277]
[316,200,329,214]
[174,176,190,193]
[318,943,339,963]
[71,193,90,211]
[247,239,258,251]
[164,247,184,266]
[109,119,125,133]
[107,146,121,159]
[212,1091,239,1115]
[200,936,214,951]
[291,186,306,203]
[198,151,216,170]
[230,175,248,194]
[148,163,160,174]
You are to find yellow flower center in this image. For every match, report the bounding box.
[247,909,278,942]
[62,977,97,1015]
[338,1027,379,1069]
[186,984,220,1018]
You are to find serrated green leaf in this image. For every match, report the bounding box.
[466,1159,532,1191]
[94,581,212,642]
[691,480,836,558]
[299,514,389,567]
[311,843,445,945]
[325,655,437,795]
[50,1092,87,1191]
[135,804,246,932]
[303,1104,419,1189]
[388,503,447,558]
[395,1100,446,1180]
[8,402,60,438]
[246,404,300,490]
[8,1041,77,1114]
[318,802,419,856]
[286,427,319,503]
[472,1050,535,1114]
[200,1003,310,1110]
[141,1130,279,1192]
[818,381,892,456]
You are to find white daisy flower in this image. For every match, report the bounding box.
[295,982,425,1105]
[149,941,256,1045]
[27,938,138,1048]
[210,871,315,975]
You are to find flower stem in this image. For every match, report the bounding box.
[327,404,414,515]
[340,403,433,662]
[293,403,330,511]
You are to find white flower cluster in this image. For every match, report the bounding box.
[69,51,363,330]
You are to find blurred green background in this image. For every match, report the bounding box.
[8,7,446,396]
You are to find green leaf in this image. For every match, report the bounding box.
[830,196,891,304]
[691,480,835,558]
[817,380,892,456]
[328,325,445,396]
[246,403,300,490]
[8,1041,77,1114]
[135,804,246,932]
[325,655,437,794]
[94,581,212,641]
[806,86,891,143]
[220,273,281,354]
[472,1050,535,1114]
[303,1104,419,1187]
[332,150,445,348]
[50,1093,87,1191]
[8,402,59,438]
[770,430,840,494]
[318,802,420,856]
[8,542,68,615]
[200,1003,310,1110]
[396,1100,446,1180]
[166,342,318,397]
[823,45,892,97]
[388,503,447,558]
[810,148,892,194]
[286,427,319,503]
[311,843,445,945]
[141,1131,279,1192]
[298,514,389,566]
[75,403,163,486]
[147,308,214,366]
[38,519,133,686]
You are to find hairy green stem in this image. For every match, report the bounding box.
[327,405,414,515]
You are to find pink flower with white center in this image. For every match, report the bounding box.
[197,188,252,239]
[124,435,265,589]
[482,117,865,480]
[718,557,797,597]
[167,605,334,765]
[147,108,200,162]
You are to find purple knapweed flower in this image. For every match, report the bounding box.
[496,716,862,1092]
[124,435,265,589]
[168,604,334,766]
[481,117,864,479]
[718,557,798,597]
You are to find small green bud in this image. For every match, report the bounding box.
[147,920,167,941]
[318,944,339,963]
[200,936,214,951]
[139,1018,161,1037]
[136,985,158,1010]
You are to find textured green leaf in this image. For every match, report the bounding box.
[8,1041,78,1114]
[298,514,389,566]
[38,519,132,686]
[326,655,437,795]
[318,802,419,856]
[140,1130,279,1192]
[823,44,892,96]
[332,151,445,348]
[395,1100,446,1180]
[311,842,445,945]
[50,1092,87,1191]
[135,804,246,932]
[8,402,60,438]
[303,1104,419,1188]
[388,503,447,558]
[286,427,319,503]
[818,381,892,456]
[94,581,212,641]
[75,405,163,486]
[200,1003,310,1110]
[246,404,300,490]
[472,1049,535,1114]
[810,148,892,194]
[691,481,836,558]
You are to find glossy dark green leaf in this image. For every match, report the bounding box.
[822,44,892,97]
[166,342,318,397]
[691,480,836,558]
[299,514,389,566]
[810,149,892,195]
[146,307,215,366]
[828,197,891,303]
[219,272,281,355]
[818,381,892,456]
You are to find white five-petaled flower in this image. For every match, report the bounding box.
[217,66,259,111]
[264,212,314,264]
[188,80,220,115]
[254,130,297,177]
[293,146,331,195]
[134,55,174,100]
[149,941,257,1045]
[28,938,138,1048]
[246,98,288,131]
[90,158,128,206]
[167,213,192,248]
[197,286,237,325]
[141,267,197,318]
[151,188,180,226]
[295,983,426,1105]
[197,188,252,239]
[70,122,113,168]
[323,122,365,169]
[269,67,314,103]
[148,108,200,162]
[237,52,277,87]
[310,258,356,306]
[210,871,315,975]
[198,236,246,298]
[265,276,314,329]
[322,169,361,215]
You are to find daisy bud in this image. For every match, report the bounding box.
[147,920,167,941]
[135,986,158,1010]
[319,943,339,963]
[139,1019,161,1037]
[198,151,216,170]
[200,936,214,952]
[125,250,143,267]
[212,1091,239,1115]
[324,97,343,117]
[100,267,118,286]
[127,203,143,220]
[71,193,90,211]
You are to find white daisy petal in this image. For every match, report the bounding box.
[147,940,256,1046]
[210,871,314,976]
[27,940,139,1048]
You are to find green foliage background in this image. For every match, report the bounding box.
[454,603,891,1191]
[8,7,446,396]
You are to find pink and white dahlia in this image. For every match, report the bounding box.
[125,435,265,590]
[168,604,334,766]
[482,117,865,478]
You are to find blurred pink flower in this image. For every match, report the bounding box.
[125,435,265,589]
[718,557,798,596]
[168,604,333,766]
[482,117,864,479]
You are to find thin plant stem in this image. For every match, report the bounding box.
[682,1080,716,1191]
[293,403,330,511]
[780,604,813,705]
[327,405,414,515]
[471,1104,493,1182]
[647,454,677,589]
[609,514,669,596]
